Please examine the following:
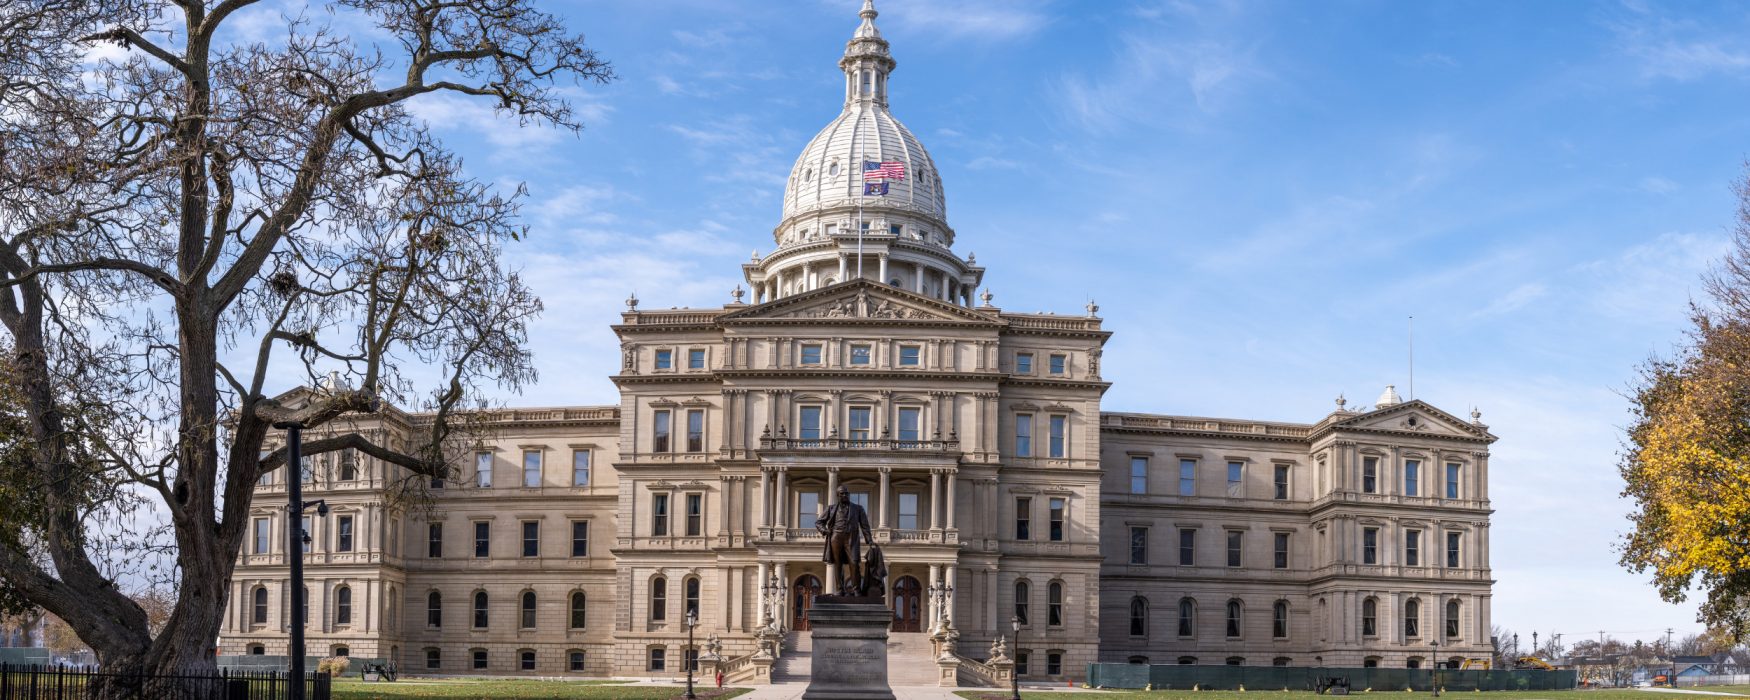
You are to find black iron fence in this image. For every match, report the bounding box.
[0,663,331,700]
[1086,663,1579,691]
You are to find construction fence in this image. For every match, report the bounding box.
[1086,664,1579,691]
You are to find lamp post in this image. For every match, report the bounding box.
[1432,639,1441,697]
[1010,615,1022,700]
[274,422,330,700]
[684,609,699,699]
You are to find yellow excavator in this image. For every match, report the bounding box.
[1459,659,1491,670]
[1516,657,1556,671]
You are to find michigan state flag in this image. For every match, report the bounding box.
[863,182,889,196]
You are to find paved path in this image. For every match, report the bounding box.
[732,681,1103,698]
[1638,688,1750,696]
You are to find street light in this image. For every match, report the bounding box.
[1010,615,1022,700]
[684,609,699,699]
[1432,639,1441,697]
[274,421,328,700]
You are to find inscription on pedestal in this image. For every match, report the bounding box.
[802,598,896,700]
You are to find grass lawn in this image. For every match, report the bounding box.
[331,677,750,699]
[957,691,1661,700]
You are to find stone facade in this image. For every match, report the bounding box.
[218,0,1495,682]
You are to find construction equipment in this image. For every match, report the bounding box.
[1459,659,1492,670]
[1516,656,1555,671]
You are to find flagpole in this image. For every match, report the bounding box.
[856,108,864,282]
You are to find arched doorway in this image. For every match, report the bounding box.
[891,576,922,632]
[792,575,821,631]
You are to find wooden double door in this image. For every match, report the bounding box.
[792,575,821,631]
[891,576,922,632]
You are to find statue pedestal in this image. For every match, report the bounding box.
[802,596,895,700]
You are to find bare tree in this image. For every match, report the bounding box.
[0,0,611,695]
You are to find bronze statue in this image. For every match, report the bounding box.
[816,485,876,596]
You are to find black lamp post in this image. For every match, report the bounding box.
[684,609,698,699]
[1010,615,1022,700]
[1432,639,1441,697]
[275,421,328,700]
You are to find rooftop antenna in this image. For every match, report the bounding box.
[1408,315,1415,401]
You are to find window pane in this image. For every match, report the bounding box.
[1179,460,1196,496]
[1227,531,1242,567]
[655,349,671,369]
[654,411,671,452]
[1363,528,1378,564]
[1050,354,1065,374]
[899,346,920,365]
[686,410,704,452]
[1274,465,1290,500]
[800,344,822,365]
[573,451,591,487]
[1446,464,1460,499]
[1363,457,1378,493]
[799,491,820,530]
[1048,416,1065,458]
[572,521,589,557]
[898,408,920,442]
[522,521,539,557]
[686,493,703,537]
[688,348,705,369]
[474,522,490,558]
[652,494,669,536]
[800,407,822,440]
[1130,457,1147,494]
[1015,498,1031,540]
[850,345,871,365]
[1016,353,1033,374]
[476,452,493,488]
[1405,460,1419,496]
[1015,415,1032,457]
[523,451,541,488]
[1227,462,1243,498]
[1274,532,1289,569]
[898,493,919,529]
[1048,498,1065,541]
[1130,527,1147,564]
[1179,529,1195,565]
[849,407,872,440]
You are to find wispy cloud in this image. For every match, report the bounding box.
[1608,4,1750,81]
[1054,13,1269,132]
[1639,176,1679,194]
[873,0,1051,41]
[966,156,1020,171]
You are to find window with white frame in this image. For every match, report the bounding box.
[1130,457,1147,494]
[1404,459,1420,496]
[798,491,820,530]
[1445,463,1461,499]
[653,411,672,452]
[799,406,823,441]
[1016,353,1034,374]
[687,348,706,369]
[898,407,921,442]
[898,492,919,530]
[800,343,823,365]
[1049,354,1066,375]
[1179,459,1196,496]
[849,344,871,366]
[1226,461,1244,498]
[898,345,921,366]
[686,410,704,452]
[654,349,672,370]
[1048,415,1066,458]
[522,450,542,488]
[572,450,591,487]
[1362,456,1378,493]
[475,452,492,488]
[848,406,872,440]
[1015,414,1033,457]
[1273,464,1290,500]
[1405,529,1421,566]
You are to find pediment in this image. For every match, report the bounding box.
[1332,400,1494,441]
[721,279,997,324]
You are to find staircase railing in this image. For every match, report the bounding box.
[955,654,1009,688]
[720,651,760,682]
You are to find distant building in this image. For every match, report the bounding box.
[218,0,1498,682]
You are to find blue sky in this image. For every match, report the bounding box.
[393,0,1750,644]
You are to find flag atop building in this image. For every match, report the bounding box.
[864,161,905,180]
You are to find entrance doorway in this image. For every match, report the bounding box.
[891,575,922,632]
[793,575,821,631]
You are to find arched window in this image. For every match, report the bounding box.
[1226,599,1242,637]
[1404,598,1421,637]
[1361,597,1378,637]
[1013,581,1029,624]
[1273,600,1289,638]
[251,587,268,625]
[427,591,442,627]
[1177,656,1197,665]
[1445,599,1460,638]
[521,591,537,629]
[1047,581,1063,626]
[651,576,668,621]
[472,590,489,629]
[335,585,352,625]
[1129,597,1148,637]
[570,591,587,629]
[684,577,701,619]
[1177,598,1195,637]
[1128,656,1149,665]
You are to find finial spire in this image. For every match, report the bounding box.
[857,0,880,38]
[841,0,895,108]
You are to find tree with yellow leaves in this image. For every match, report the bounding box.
[1621,174,1750,641]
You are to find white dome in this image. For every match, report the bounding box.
[1376,385,1402,408]
[781,105,946,226]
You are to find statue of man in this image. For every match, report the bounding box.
[816,485,874,596]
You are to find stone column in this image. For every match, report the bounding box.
[945,565,958,625]
[878,254,888,283]
[827,468,839,502]
[927,564,941,623]
[757,561,770,625]
[914,262,924,294]
[760,470,772,529]
[945,472,957,531]
[838,254,848,282]
[776,469,789,529]
[929,470,942,530]
[878,468,891,529]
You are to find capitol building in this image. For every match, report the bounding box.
[221,1,1497,685]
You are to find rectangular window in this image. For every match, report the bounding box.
[1274,532,1290,569]
[848,407,872,440]
[850,344,871,365]
[569,651,586,672]
[800,344,823,365]
[850,492,869,511]
[1405,460,1420,496]
[1015,497,1031,540]
[1446,463,1461,499]
[1016,353,1033,374]
[1362,456,1378,493]
[1047,653,1062,676]
[1179,528,1196,565]
[1016,652,1029,676]
[258,451,272,486]
[1363,527,1378,564]
[475,451,493,488]
[1015,414,1033,457]
[522,450,542,488]
[799,406,822,441]
[473,650,488,670]
[1227,461,1244,498]
[253,518,270,554]
[1447,532,1461,568]
[686,410,704,452]
[1405,529,1421,566]
[1226,531,1243,567]
[337,450,357,481]
[898,345,921,366]
[653,411,671,452]
[1048,498,1066,541]
[426,649,441,670]
[654,349,672,369]
[687,348,706,369]
[898,407,921,442]
[1273,464,1290,500]
[686,493,703,537]
[337,515,354,552]
[1049,354,1066,375]
[428,523,442,558]
[1048,415,1066,458]
[300,516,311,553]
[652,494,670,537]
[1130,457,1148,494]
[571,521,589,557]
[898,493,919,530]
[473,522,490,558]
[572,450,591,487]
[1179,459,1196,496]
[1130,527,1148,564]
[798,491,820,530]
[522,521,540,557]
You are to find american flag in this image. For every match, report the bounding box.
[863,161,905,180]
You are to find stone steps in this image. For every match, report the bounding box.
[771,632,812,683]
[886,632,943,686]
